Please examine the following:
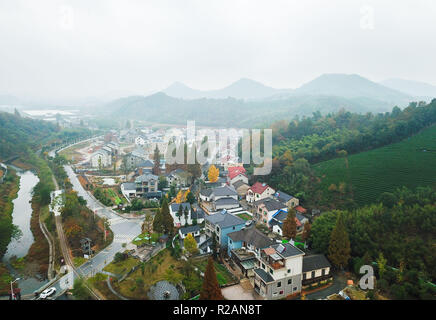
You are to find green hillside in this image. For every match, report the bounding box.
[314,124,436,205]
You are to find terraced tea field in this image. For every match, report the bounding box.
[314,125,436,205]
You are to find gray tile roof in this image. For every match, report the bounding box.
[170,203,191,212]
[271,243,305,258]
[302,254,331,272]
[205,212,245,229]
[261,198,287,212]
[121,182,137,190]
[215,197,239,206]
[137,160,154,167]
[211,185,238,197]
[200,188,213,197]
[254,268,275,283]
[275,190,295,203]
[233,180,249,190]
[135,173,158,183]
[228,227,273,249]
[179,225,201,234]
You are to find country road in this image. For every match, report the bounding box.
[42,165,142,300]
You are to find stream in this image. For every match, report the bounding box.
[2,170,48,294]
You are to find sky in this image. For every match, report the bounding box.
[0,0,436,104]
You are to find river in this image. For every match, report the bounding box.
[2,170,48,295]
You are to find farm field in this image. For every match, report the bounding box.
[314,124,436,205]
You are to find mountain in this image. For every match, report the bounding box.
[106,91,396,128]
[291,74,413,106]
[162,78,292,100]
[380,78,436,99]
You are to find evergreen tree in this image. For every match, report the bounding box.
[301,222,311,241]
[176,205,183,224]
[199,257,224,300]
[328,212,351,269]
[152,145,161,175]
[282,210,297,239]
[183,206,189,225]
[160,198,174,235]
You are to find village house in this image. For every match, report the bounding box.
[269,209,309,236]
[178,224,201,239]
[253,198,287,226]
[120,182,137,200]
[204,210,246,247]
[302,254,332,288]
[90,149,112,168]
[228,166,248,186]
[274,190,299,208]
[135,173,159,197]
[253,243,305,300]
[169,203,205,227]
[227,226,274,277]
[165,168,190,187]
[232,180,250,197]
[246,182,276,203]
[209,185,240,211]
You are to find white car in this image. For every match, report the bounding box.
[40,287,56,299]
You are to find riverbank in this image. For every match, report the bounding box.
[0,168,20,295]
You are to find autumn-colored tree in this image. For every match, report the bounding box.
[208,165,219,183]
[328,212,351,269]
[175,190,182,204]
[282,210,297,239]
[301,222,311,241]
[183,233,198,255]
[199,257,224,300]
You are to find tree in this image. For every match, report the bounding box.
[282,210,297,239]
[186,191,195,205]
[183,233,198,255]
[142,212,154,243]
[301,222,311,242]
[158,175,168,190]
[199,257,224,300]
[377,252,388,279]
[176,205,183,224]
[328,212,351,269]
[152,145,161,176]
[153,198,174,235]
[183,206,189,226]
[175,190,182,204]
[208,165,219,183]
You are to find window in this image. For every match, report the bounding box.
[303,273,306,280]
[322,269,325,276]
[279,290,284,295]
[287,269,291,273]
[262,263,265,269]
[293,287,298,292]
[311,271,315,278]
[233,226,236,230]
[288,279,292,285]
[269,268,274,275]
[277,282,281,288]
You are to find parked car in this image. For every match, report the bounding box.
[39,287,56,299]
[245,220,253,227]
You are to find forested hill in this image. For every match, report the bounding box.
[0,111,58,161]
[272,99,436,164]
[103,92,400,128]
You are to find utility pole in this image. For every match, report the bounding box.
[10,278,20,300]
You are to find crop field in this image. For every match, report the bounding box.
[314,125,436,205]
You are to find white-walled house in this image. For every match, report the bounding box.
[170,203,205,227]
[246,182,275,203]
[178,225,201,239]
[121,182,137,200]
[253,243,304,300]
[90,149,112,168]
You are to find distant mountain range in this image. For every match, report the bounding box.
[380,78,436,99]
[98,73,431,127]
[163,78,293,100]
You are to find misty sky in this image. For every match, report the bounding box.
[1,0,436,103]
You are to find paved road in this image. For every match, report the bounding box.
[39,165,142,300]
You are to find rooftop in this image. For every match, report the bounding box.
[303,254,331,272]
[205,211,246,229]
[227,226,273,249]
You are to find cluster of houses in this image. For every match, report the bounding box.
[84,127,332,300]
[89,141,120,168]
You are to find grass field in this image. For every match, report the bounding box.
[314,125,436,205]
